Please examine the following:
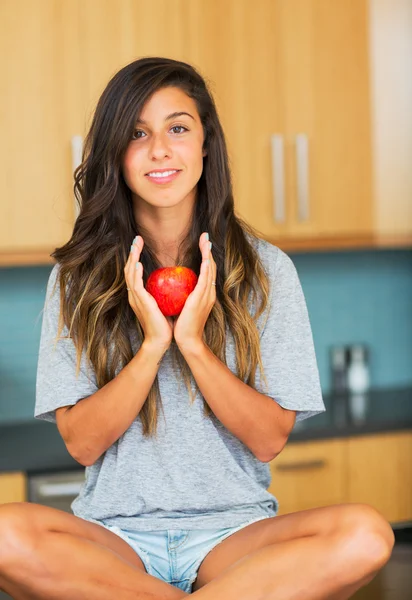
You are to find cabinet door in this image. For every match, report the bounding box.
[78,0,190,131]
[182,0,284,238]
[0,0,82,254]
[268,438,347,515]
[347,431,412,524]
[256,0,374,240]
[0,472,27,503]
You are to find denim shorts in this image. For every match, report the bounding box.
[96,515,271,594]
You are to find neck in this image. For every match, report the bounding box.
[133,194,195,266]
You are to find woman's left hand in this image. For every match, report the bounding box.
[173,232,216,352]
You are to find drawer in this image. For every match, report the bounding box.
[268,439,346,515]
[347,431,412,524]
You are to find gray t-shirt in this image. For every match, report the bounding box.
[35,237,325,531]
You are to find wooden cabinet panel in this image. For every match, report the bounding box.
[0,472,27,503]
[268,438,347,515]
[1,0,410,264]
[271,431,412,524]
[78,0,191,130]
[255,0,373,240]
[0,0,82,254]
[181,1,283,236]
[347,431,412,524]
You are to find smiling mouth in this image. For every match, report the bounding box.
[145,170,182,184]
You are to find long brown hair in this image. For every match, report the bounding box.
[51,56,270,438]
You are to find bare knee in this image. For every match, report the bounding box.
[334,503,395,579]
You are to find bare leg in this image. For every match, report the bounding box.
[190,527,393,600]
[0,502,393,600]
[0,503,189,600]
[0,533,379,600]
[1,530,189,600]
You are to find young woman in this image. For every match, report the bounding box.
[0,57,393,600]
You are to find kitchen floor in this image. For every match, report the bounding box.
[352,528,412,599]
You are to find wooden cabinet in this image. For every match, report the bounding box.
[268,438,347,515]
[251,0,374,241]
[181,0,379,245]
[347,431,412,524]
[1,0,411,266]
[77,0,191,134]
[268,431,412,525]
[0,1,82,258]
[0,0,199,264]
[0,472,27,503]
[180,1,282,240]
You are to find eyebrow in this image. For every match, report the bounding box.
[135,111,195,125]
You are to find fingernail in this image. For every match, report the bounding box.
[209,241,212,250]
[205,232,209,241]
[205,259,210,265]
[135,261,140,270]
[133,235,139,244]
[130,244,135,252]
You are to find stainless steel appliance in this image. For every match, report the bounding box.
[28,468,85,513]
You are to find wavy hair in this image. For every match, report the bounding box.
[51,56,270,438]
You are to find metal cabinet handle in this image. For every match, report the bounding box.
[71,135,83,219]
[271,134,286,222]
[37,481,84,498]
[295,133,310,221]
[275,459,326,472]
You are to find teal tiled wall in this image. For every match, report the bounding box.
[291,248,412,392]
[1,248,411,424]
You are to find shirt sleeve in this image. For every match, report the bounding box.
[34,264,99,424]
[254,244,326,423]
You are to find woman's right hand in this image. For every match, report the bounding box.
[124,236,174,352]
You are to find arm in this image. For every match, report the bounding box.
[180,340,296,462]
[56,341,167,467]
[172,233,296,463]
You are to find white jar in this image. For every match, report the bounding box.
[347,345,370,394]
[347,345,370,423]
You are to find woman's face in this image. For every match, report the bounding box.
[122,86,207,209]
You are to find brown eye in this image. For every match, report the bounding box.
[131,125,188,140]
[132,130,145,140]
[171,125,188,134]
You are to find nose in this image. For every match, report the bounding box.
[149,132,171,160]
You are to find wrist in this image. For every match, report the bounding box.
[141,339,170,361]
[176,338,206,358]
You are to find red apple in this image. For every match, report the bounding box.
[146,266,198,317]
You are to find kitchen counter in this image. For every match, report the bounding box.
[1,386,411,473]
[290,385,412,442]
